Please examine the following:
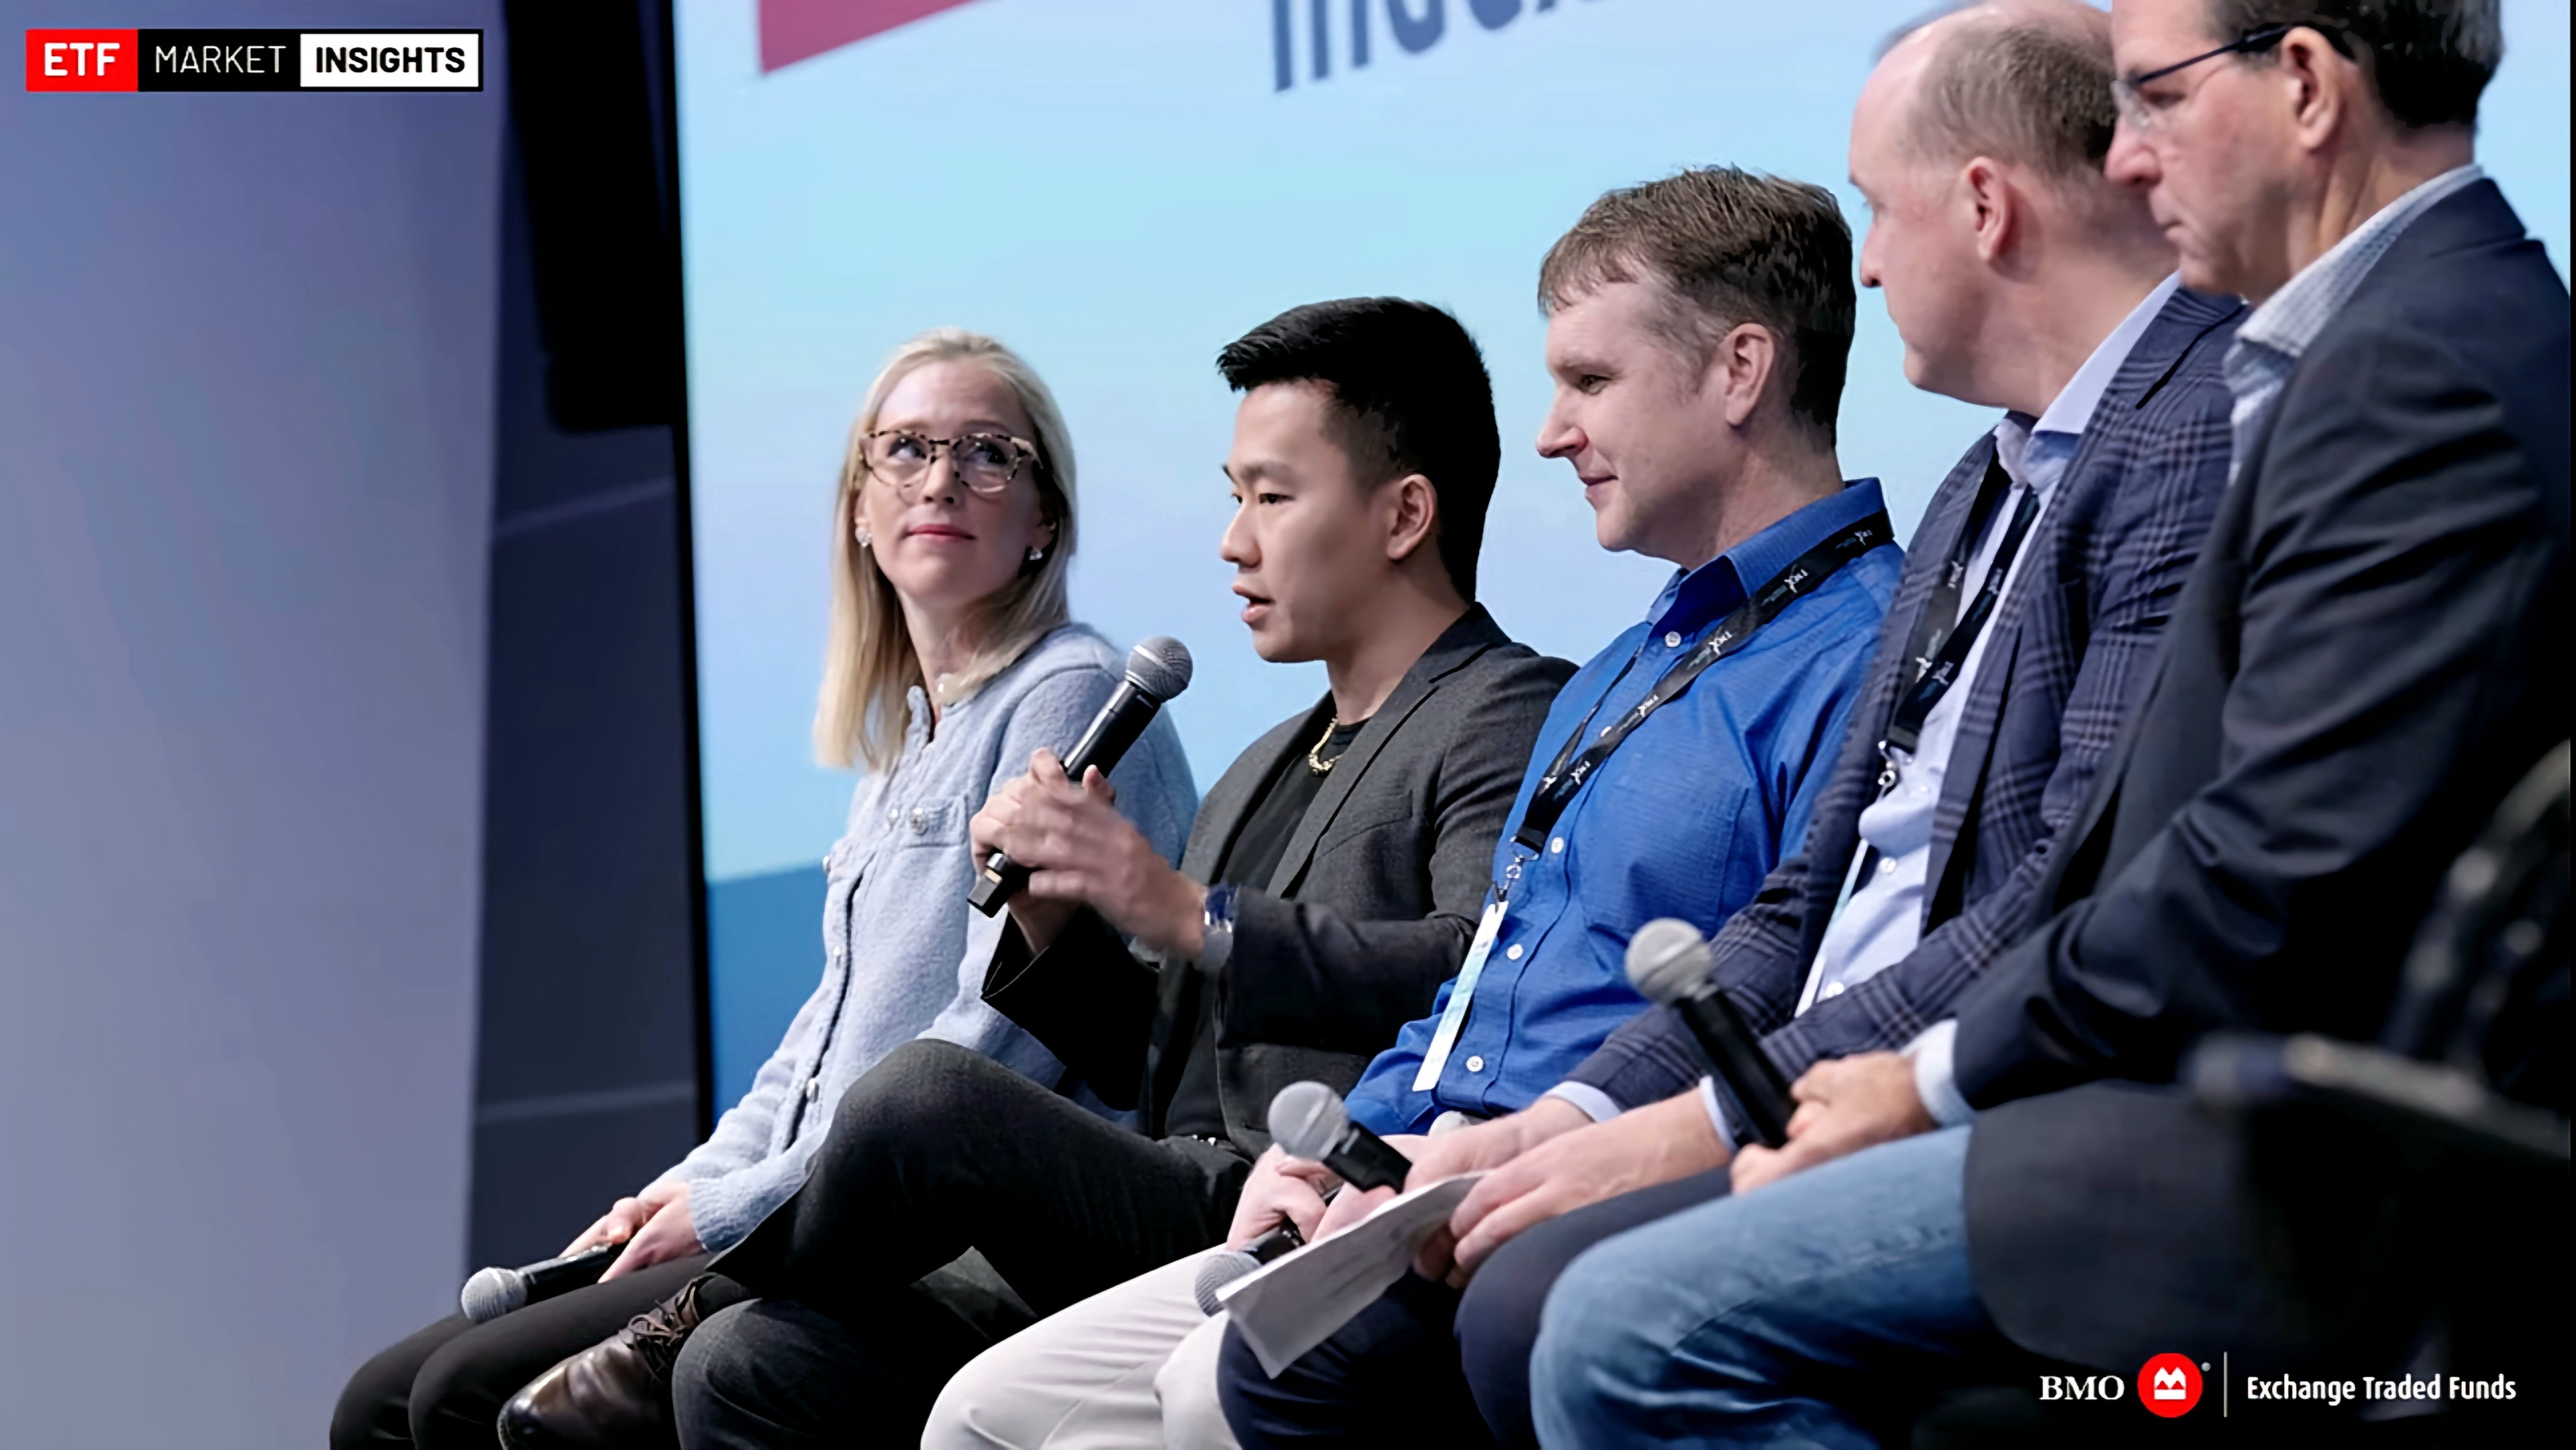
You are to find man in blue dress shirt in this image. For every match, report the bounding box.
[1214,7,2245,1445]
[920,166,1901,1449]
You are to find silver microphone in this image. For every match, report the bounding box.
[459,1241,622,1324]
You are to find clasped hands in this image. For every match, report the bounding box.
[1229,1052,1938,1292]
[971,748,1207,959]
[566,1178,703,1282]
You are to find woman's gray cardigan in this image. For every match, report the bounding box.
[650,624,1196,1252]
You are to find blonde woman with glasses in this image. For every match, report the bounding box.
[332,329,1196,1450]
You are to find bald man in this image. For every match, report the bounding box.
[1213,4,2242,1445]
[1534,0,2563,1441]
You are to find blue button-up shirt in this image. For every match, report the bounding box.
[1344,480,1903,1136]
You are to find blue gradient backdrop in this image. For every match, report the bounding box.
[680,0,2570,1110]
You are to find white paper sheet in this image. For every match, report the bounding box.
[1215,1172,1487,1377]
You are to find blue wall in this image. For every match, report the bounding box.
[709,866,830,1110]
[0,3,503,1443]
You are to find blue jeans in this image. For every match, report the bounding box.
[1531,1126,2020,1449]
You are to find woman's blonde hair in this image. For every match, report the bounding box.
[815,328,1079,772]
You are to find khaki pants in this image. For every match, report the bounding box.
[924,1247,1244,1450]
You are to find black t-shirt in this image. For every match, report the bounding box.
[1160,717,1365,1140]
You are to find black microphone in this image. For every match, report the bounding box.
[1269,1081,1413,1192]
[1191,1219,1306,1315]
[968,636,1194,916]
[459,1241,622,1324]
[1625,918,1796,1149]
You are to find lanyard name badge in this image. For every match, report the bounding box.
[1411,511,1896,1092]
[1825,457,2041,937]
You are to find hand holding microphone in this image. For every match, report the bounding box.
[969,638,1193,916]
[1626,918,1796,1149]
[1269,1081,1414,1191]
[461,1242,622,1324]
[1196,1084,1411,1313]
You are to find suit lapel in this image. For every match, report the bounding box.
[1921,287,2237,917]
[1264,606,1506,897]
[1788,441,1995,963]
[1185,705,1324,883]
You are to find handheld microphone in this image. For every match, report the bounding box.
[969,636,1194,916]
[1269,1081,1413,1192]
[1625,918,1796,1149]
[1191,1219,1306,1315]
[459,1241,623,1324]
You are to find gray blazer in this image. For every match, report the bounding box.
[984,606,1573,1155]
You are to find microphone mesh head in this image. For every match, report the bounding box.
[1625,918,1716,1007]
[460,1265,527,1324]
[1125,637,1193,699]
[1193,1249,1258,1316]
[1268,1080,1346,1161]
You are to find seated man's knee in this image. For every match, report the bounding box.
[1153,1312,1238,1449]
[1529,1234,1698,1431]
[921,1333,1036,1450]
[671,1298,808,1425]
[1455,1234,1563,1448]
[824,1037,987,1157]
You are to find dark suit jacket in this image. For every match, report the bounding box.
[982,605,1573,1156]
[1565,287,2242,1109]
[1957,179,2571,1370]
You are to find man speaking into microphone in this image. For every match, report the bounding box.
[517,297,1569,1447]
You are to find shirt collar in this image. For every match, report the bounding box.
[1649,478,1889,634]
[2238,163,2485,362]
[1991,272,2183,496]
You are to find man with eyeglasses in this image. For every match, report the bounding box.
[1530,1,2566,1443]
[1207,5,2241,1444]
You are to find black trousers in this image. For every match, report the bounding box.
[1218,1168,1735,1449]
[680,1038,1252,1446]
[330,1255,746,1449]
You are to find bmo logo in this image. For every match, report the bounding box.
[2137,1353,2205,1417]
[2037,1372,2127,1402]
[2036,1354,2204,1417]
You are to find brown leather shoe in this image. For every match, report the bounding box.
[497,1274,713,1449]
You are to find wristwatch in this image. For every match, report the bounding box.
[1198,883,1241,973]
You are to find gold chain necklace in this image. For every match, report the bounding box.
[1305,717,1346,776]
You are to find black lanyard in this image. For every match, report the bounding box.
[1874,456,2038,787]
[1510,510,1896,861]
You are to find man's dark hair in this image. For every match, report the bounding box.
[2207,0,2501,130]
[1538,167,1856,446]
[1217,298,1501,600]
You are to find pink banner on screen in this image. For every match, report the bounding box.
[760,0,984,72]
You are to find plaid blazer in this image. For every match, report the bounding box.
[1567,286,2244,1109]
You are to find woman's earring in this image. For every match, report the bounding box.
[1026,545,1046,563]
[856,527,874,549]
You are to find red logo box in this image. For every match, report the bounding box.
[26,29,142,91]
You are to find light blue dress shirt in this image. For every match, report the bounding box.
[1342,481,1902,1137]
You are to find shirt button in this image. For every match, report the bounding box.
[1465,1055,1485,1073]
[1879,857,1897,875]
[908,808,928,832]
[1664,630,1682,648]
[1550,837,1565,855]
[1505,943,1524,961]
[1822,981,1846,999]
[803,1076,820,1100]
